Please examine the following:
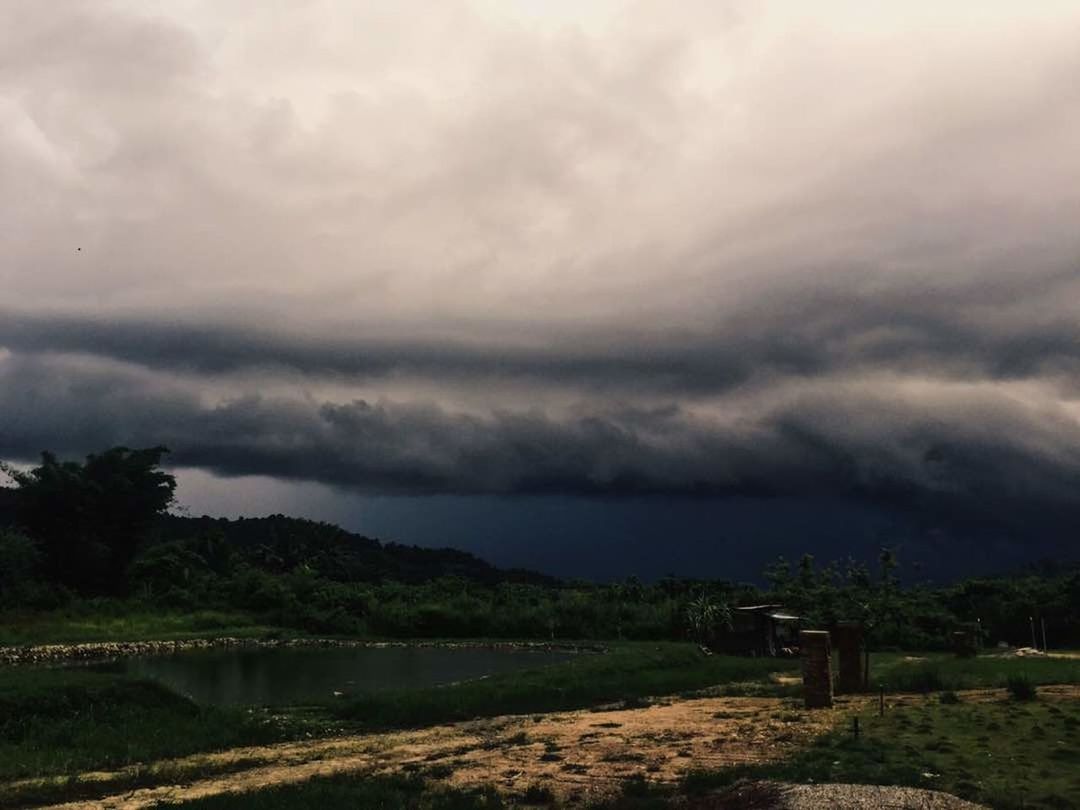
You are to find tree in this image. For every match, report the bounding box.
[2,447,176,594]
[0,529,42,604]
[685,592,732,646]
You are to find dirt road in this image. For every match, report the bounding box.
[14,693,844,809]
[17,686,1080,809]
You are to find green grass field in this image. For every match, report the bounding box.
[333,643,798,728]
[3,644,1080,808]
[679,690,1080,810]
[0,668,317,784]
[0,608,280,645]
[869,651,1080,692]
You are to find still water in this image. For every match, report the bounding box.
[93,645,575,707]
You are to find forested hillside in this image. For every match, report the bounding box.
[2,449,1079,647]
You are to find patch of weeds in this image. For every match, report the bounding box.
[602,752,647,763]
[498,732,530,748]
[425,762,458,779]
[621,774,651,798]
[1007,675,1037,702]
[520,784,555,805]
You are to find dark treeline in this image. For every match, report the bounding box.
[1,447,1078,648]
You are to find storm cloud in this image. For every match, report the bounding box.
[3,1,1080,547]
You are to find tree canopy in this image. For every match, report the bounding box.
[2,447,175,594]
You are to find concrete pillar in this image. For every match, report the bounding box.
[800,630,833,709]
[833,622,864,694]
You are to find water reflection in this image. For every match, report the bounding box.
[93,645,574,707]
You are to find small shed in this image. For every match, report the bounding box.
[718,604,802,656]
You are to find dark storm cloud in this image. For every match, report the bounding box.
[4,353,1080,535]
[2,261,1079,394]
[3,1,1080,539]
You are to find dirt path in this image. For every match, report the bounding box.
[14,694,845,809]
[17,686,1080,809]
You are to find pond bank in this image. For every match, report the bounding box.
[0,637,606,666]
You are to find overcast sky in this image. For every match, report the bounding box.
[3,2,1079,577]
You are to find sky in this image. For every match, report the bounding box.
[2,2,1080,580]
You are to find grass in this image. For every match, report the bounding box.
[155,774,508,809]
[869,651,1080,693]
[125,691,1080,810]
[4,642,1080,808]
[0,667,316,784]
[0,607,281,645]
[677,696,1080,810]
[0,643,789,806]
[334,643,798,728]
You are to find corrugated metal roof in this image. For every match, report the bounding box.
[735,604,784,612]
[765,612,800,622]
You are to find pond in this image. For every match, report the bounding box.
[91,645,575,707]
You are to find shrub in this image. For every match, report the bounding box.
[1006,675,1037,701]
[0,530,42,603]
[520,784,555,804]
[939,690,961,704]
[898,664,946,693]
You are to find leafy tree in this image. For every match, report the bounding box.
[0,529,42,604]
[2,447,175,594]
[685,592,732,646]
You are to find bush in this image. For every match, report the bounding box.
[0,530,44,605]
[939,690,961,704]
[896,664,947,693]
[1006,675,1037,701]
[520,784,555,805]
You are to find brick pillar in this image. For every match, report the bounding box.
[832,622,864,694]
[800,630,833,709]
[952,629,977,657]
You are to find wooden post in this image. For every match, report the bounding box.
[800,630,833,709]
[833,622,864,694]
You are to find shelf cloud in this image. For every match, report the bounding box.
[3,1,1080,550]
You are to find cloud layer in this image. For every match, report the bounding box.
[2,1,1080,537]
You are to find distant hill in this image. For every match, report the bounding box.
[0,487,555,586]
[156,512,558,586]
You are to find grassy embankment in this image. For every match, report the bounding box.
[0,608,277,646]
[0,645,791,778]
[333,643,799,728]
[3,645,1080,808]
[0,668,316,781]
[0,643,790,806]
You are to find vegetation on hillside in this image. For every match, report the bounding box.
[2,446,1080,648]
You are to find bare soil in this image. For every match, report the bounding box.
[16,693,843,809]
[19,686,1080,809]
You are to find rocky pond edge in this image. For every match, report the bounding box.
[0,637,608,666]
